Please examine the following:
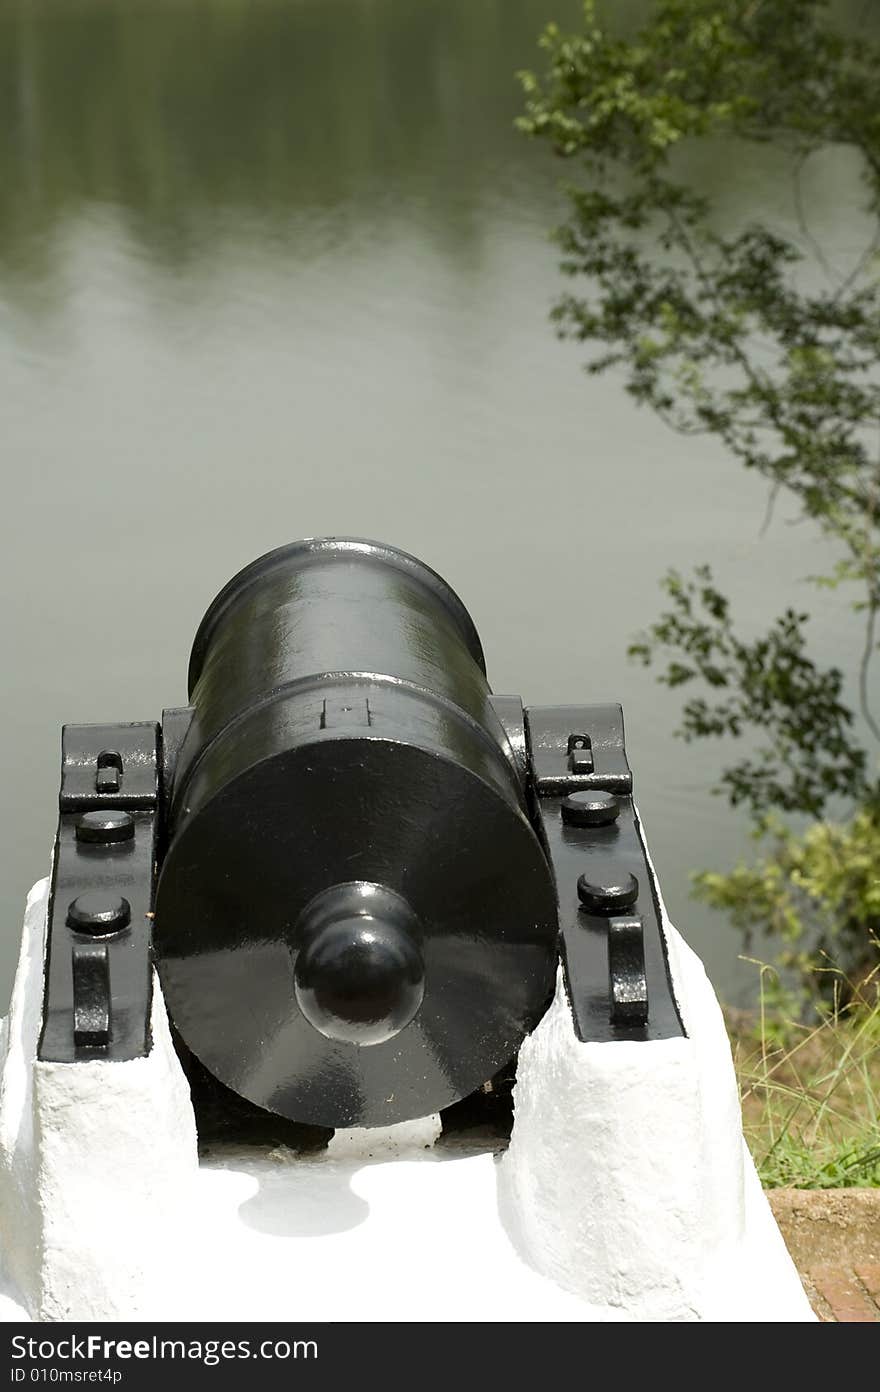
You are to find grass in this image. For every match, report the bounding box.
[725,960,880,1190]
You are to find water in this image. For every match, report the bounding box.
[1,0,876,1009]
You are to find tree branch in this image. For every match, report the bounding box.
[858,599,880,741]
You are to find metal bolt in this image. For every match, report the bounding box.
[577,869,639,915]
[561,791,620,827]
[95,750,122,795]
[67,894,131,937]
[75,810,135,845]
[568,746,594,774]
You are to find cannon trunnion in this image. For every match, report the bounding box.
[39,538,683,1133]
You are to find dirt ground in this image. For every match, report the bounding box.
[768,1188,880,1321]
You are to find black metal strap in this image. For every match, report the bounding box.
[525,705,685,1043]
[38,723,159,1063]
[528,702,633,797]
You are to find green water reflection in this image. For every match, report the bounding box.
[0,0,875,1007]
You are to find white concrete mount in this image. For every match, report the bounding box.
[0,820,814,1321]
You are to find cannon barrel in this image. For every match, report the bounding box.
[154,539,559,1129]
[40,536,682,1130]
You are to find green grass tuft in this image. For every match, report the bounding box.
[726,957,880,1190]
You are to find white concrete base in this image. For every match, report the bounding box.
[0,867,814,1322]
[0,880,200,1320]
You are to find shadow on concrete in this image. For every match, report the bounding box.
[235,1155,371,1238]
[213,1105,508,1241]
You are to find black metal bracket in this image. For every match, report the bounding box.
[38,723,159,1063]
[524,705,685,1043]
[38,704,684,1064]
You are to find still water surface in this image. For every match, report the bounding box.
[1,0,875,1007]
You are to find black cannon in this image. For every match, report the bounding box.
[39,539,683,1133]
